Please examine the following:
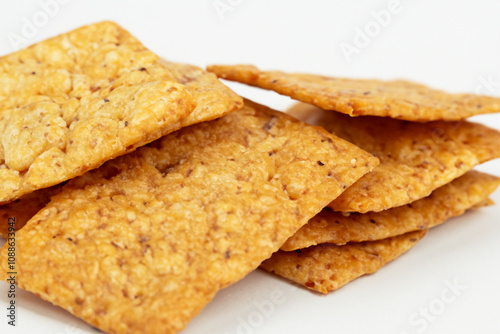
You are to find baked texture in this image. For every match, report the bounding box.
[207,64,500,121]
[261,230,426,294]
[281,171,499,250]
[0,21,242,203]
[0,100,377,334]
[287,103,500,212]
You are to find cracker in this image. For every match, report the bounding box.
[0,101,377,334]
[287,103,500,212]
[261,230,426,294]
[281,171,500,251]
[207,64,500,121]
[0,21,243,203]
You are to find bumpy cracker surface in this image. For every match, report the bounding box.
[0,101,377,334]
[0,21,242,203]
[261,230,426,294]
[288,103,500,212]
[281,171,499,251]
[207,64,500,121]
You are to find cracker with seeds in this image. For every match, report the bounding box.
[287,103,500,212]
[0,100,378,334]
[281,171,499,251]
[0,21,242,204]
[207,64,500,121]
[261,230,426,294]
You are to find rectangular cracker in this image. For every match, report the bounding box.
[287,103,500,212]
[207,64,500,121]
[0,100,378,334]
[281,171,500,251]
[261,230,427,294]
[0,21,243,203]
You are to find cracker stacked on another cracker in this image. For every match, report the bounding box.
[208,64,500,294]
[207,64,500,121]
[260,171,499,293]
[0,100,377,333]
[1,23,380,333]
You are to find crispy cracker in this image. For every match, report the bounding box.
[261,230,426,294]
[0,22,242,204]
[207,64,500,121]
[287,103,500,212]
[0,101,377,334]
[281,171,500,250]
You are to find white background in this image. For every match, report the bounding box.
[1,1,500,333]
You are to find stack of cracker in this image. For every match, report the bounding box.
[0,22,377,334]
[207,64,500,294]
[0,22,498,334]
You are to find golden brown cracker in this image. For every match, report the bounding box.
[207,64,500,121]
[287,103,500,213]
[0,22,242,204]
[281,171,500,251]
[261,230,426,294]
[0,101,377,334]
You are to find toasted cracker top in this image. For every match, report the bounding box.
[288,103,500,212]
[207,64,500,121]
[281,171,500,250]
[0,22,242,203]
[0,101,377,334]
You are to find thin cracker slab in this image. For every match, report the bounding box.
[281,171,500,251]
[0,22,242,203]
[287,103,500,212]
[207,64,500,121]
[261,230,426,294]
[0,100,377,334]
